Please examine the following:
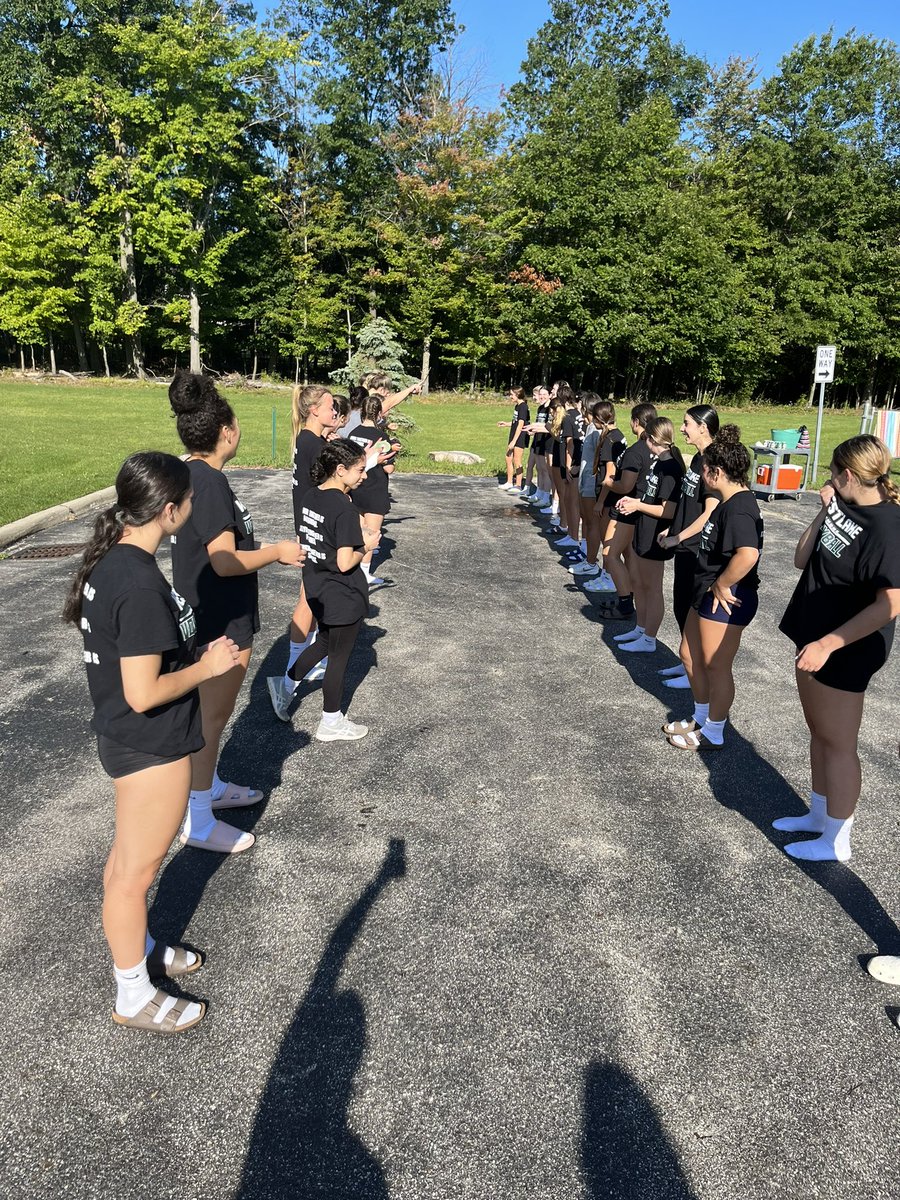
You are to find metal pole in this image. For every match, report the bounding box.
[811,380,826,486]
[272,408,277,462]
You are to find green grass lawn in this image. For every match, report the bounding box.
[0,376,885,526]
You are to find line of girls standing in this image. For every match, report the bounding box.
[513,387,900,870]
[66,371,398,1034]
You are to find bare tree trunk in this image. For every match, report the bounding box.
[346,307,353,367]
[102,345,110,377]
[48,330,57,375]
[72,321,89,372]
[30,345,35,371]
[295,356,300,384]
[18,346,25,373]
[251,320,258,381]
[118,203,145,379]
[189,284,201,374]
[420,335,431,395]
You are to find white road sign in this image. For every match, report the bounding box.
[815,344,836,383]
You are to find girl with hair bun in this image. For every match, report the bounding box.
[664,427,763,752]
[775,435,900,863]
[289,439,381,741]
[169,370,304,854]
[613,417,685,653]
[64,451,241,1033]
[655,404,721,687]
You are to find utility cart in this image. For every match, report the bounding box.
[750,442,810,503]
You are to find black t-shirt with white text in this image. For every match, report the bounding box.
[348,423,391,515]
[508,401,530,445]
[299,486,369,625]
[170,459,259,647]
[693,490,764,606]
[80,544,203,757]
[634,456,686,557]
[561,409,586,470]
[292,429,327,535]
[669,451,712,552]
[780,496,900,666]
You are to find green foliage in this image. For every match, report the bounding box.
[330,317,416,389]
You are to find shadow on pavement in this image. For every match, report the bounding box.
[234,837,407,1200]
[581,1060,697,1199]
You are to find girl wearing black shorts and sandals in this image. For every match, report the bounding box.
[774,435,900,862]
[656,406,720,688]
[290,439,381,741]
[665,430,763,751]
[65,452,241,1033]
[497,386,530,494]
[268,384,338,720]
[613,418,685,653]
[169,372,304,853]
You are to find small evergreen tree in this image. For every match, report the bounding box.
[330,316,416,389]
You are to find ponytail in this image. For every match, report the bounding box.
[291,384,330,441]
[63,451,190,624]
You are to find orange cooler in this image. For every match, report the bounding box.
[755,464,803,489]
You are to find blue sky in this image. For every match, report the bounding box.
[452,0,899,101]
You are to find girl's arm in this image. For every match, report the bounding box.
[120,638,240,713]
[606,468,638,497]
[794,485,833,570]
[207,530,304,577]
[616,498,676,519]
[382,382,421,413]
[661,495,719,549]
[709,546,760,614]
[796,588,900,672]
[508,419,525,446]
[336,526,381,572]
[593,464,616,513]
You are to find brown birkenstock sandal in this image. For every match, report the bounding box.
[147,942,205,979]
[112,989,206,1034]
[661,718,698,737]
[666,730,723,751]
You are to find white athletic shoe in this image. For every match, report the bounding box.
[305,657,328,682]
[540,505,557,515]
[597,571,617,591]
[568,561,600,576]
[315,715,369,742]
[583,575,614,592]
[267,676,295,722]
[554,535,578,548]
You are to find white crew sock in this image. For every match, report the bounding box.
[773,790,827,833]
[321,709,342,726]
[613,624,645,643]
[210,769,226,801]
[284,635,311,689]
[692,702,709,727]
[580,539,587,553]
[183,787,216,841]
[145,933,196,970]
[114,957,157,1018]
[785,814,854,862]
[701,717,726,745]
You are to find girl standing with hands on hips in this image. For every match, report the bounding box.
[290,439,381,741]
[775,435,900,862]
[664,429,763,751]
[65,451,240,1033]
[169,371,304,854]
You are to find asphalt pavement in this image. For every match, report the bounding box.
[0,470,897,1200]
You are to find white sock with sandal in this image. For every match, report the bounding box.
[700,717,726,745]
[183,787,216,841]
[692,702,709,727]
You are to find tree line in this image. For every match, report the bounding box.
[1,0,899,405]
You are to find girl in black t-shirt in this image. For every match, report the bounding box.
[664,429,762,752]
[773,435,900,863]
[169,372,304,854]
[348,392,397,588]
[522,386,551,502]
[655,405,721,688]
[595,402,657,621]
[268,384,340,721]
[289,440,381,741]
[614,418,685,653]
[497,386,530,493]
[64,452,241,1033]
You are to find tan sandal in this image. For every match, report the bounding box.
[147,942,205,979]
[661,718,698,737]
[112,989,206,1034]
[180,819,255,854]
[210,782,262,811]
[667,730,723,752]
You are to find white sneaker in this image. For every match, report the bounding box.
[583,575,613,592]
[540,505,556,514]
[568,561,599,576]
[595,571,616,591]
[554,535,578,548]
[305,657,328,682]
[506,486,523,495]
[315,715,369,742]
[267,676,295,722]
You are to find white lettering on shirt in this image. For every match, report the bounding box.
[820,496,863,559]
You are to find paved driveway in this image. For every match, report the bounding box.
[0,471,897,1199]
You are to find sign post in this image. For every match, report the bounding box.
[810,345,836,487]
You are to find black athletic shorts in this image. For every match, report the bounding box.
[97,735,189,780]
[534,434,548,455]
[696,582,759,628]
[794,642,890,694]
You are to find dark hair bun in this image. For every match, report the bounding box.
[716,423,742,444]
[169,369,220,417]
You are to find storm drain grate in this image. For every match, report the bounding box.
[5,543,85,560]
